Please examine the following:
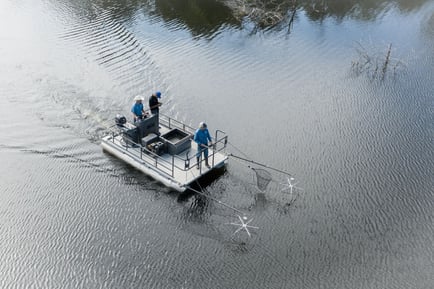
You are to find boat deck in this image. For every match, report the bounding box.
[101,114,228,192]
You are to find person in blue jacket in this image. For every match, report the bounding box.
[131,95,147,122]
[194,122,212,169]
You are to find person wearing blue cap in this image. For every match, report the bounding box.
[149,91,162,115]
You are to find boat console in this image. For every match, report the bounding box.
[116,114,159,144]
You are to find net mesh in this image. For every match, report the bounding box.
[251,167,272,191]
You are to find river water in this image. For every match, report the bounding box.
[0,0,433,288]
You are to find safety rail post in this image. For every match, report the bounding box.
[171,155,175,177]
[212,146,215,167]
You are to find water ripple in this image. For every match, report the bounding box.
[58,7,169,97]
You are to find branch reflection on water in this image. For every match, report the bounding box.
[57,0,433,36]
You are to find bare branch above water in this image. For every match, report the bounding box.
[351,42,407,81]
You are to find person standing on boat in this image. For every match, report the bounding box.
[149,91,162,115]
[131,95,147,122]
[194,122,212,169]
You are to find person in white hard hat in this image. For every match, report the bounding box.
[131,95,147,122]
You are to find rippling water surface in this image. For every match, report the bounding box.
[0,0,433,288]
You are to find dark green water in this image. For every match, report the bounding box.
[0,0,433,288]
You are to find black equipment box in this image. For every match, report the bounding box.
[159,128,192,155]
[147,141,166,156]
[141,133,159,147]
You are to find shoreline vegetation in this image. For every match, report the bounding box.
[221,0,299,28]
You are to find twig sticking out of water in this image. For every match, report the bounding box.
[351,42,406,81]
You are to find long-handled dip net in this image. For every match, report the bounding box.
[251,167,273,191]
[226,145,303,207]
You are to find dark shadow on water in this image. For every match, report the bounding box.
[177,166,227,203]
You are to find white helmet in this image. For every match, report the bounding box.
[134,95,144,101]
[199,122,207,128]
